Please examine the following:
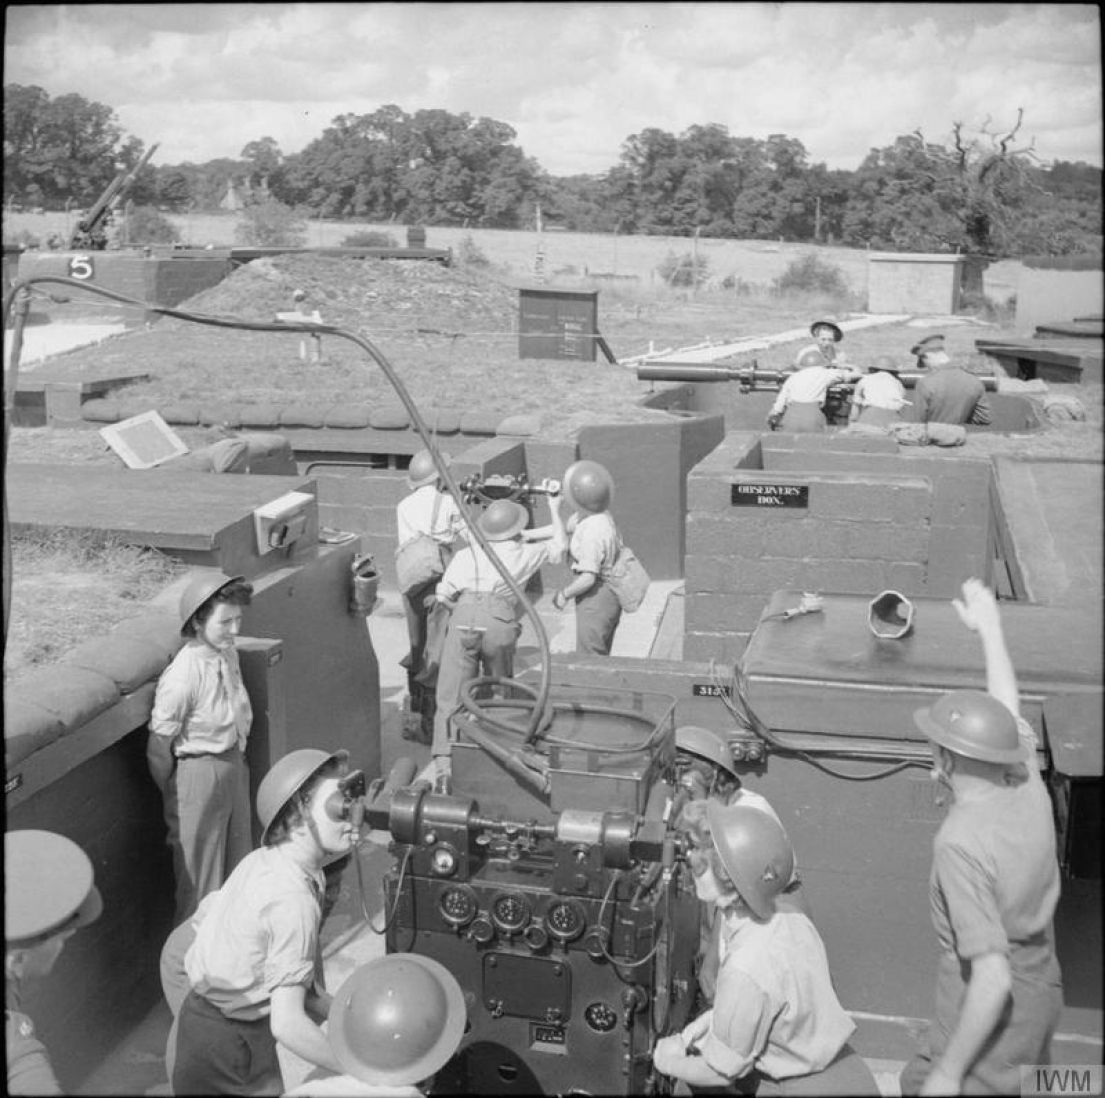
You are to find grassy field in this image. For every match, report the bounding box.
[2,209,1022,303]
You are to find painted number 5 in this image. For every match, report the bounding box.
[69,255,94,280]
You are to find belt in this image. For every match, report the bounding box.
[174,744,241,760]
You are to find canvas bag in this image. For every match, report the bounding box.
[395,492,446,595]
[604,534,650,613]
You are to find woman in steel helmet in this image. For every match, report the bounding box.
[148,570,255,924]
[171,748,354,1095]
[654,804,878,1095]
[553,459,624,655]
[430,494,566,775]
[396,448,468,744]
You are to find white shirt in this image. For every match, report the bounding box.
[694,908,854,1081]
[770,365,854,415]
[568,511,619,576]
[396,485,467,547]
[852,371,908,411]
[150,641,252,755]
[437,537,565,608]
[185,846,323,1020]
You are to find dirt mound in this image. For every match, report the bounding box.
[181,253,520,340]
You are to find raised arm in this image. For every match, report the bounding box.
[951,578,1019,718]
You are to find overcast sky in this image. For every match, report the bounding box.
[5,3,1102,175]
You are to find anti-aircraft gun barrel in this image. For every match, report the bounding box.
[637,360,998,391]
[69,142,160,250]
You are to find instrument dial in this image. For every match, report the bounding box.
[438,884,478,928]
[490,891,531,934]
[546,898,587,943]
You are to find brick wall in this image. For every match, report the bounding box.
[684,432,995,661]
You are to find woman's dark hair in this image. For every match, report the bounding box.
[265,755,347,846]
[183,577,254,638]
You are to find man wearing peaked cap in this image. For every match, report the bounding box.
[910,333,946,358]
[6,830,103,1095]
[909,334,993,427]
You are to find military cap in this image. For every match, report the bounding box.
[5,830,103,945]
[910,334,946,357]
[810,317,843,342]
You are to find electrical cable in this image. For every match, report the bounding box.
[708,659,925,780]
[1,274,554,743]
[358,842,412,936]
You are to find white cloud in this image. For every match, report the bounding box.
[4,2,1101,173]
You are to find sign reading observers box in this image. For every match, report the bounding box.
[731,483,809,509]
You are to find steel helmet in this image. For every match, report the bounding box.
[178,571,244,636]
[795,346,825,370]
[676,726,739,782]
[329,953,466,1086]
[256,748,350,843]
[478,499,528,542]
[914,689,1029,765]
[564,460,614,513]
[408,449,451,489]
[868,590,915,640]
[871,354,903,375]
[810,317,843,342]
[6,831,104,944]
[705,801,794,920]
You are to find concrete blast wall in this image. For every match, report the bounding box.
[683,431,995,662]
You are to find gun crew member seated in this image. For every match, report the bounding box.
[171,748,356,1095]
[653,804,878,1096]
[910,334,992,427]
[6,831,104,1096]
[768,346,861,432]
[148,571,255,923]
[847,354,910,430]
[793,316,850,370]
[901,578,1063,1097]
[674,726,808,1009]
[432,494,566,767]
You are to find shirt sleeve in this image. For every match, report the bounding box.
[261,893,320,993]
[969,391,993,426]
[696,969,773,1079]
[933,839,1008,961]
[436,549,467,601]
[770,376,793,415]
[149,657,192,739]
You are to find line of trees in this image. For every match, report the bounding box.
[4,86,1101,259]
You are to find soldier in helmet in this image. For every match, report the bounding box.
[900,578,1063,1097]
[768,341,861,432]
[432,494,566,770]
[6,830,103,1095]
[395,448,469,744]
[847,355,910,430]
[148,570,255,922]
[793,316,850,370]
[653,805,878,1095]
[285,953,466,1096]
[552,459,624,655]
[172,748,355,1094]
[673,726,807,1006]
